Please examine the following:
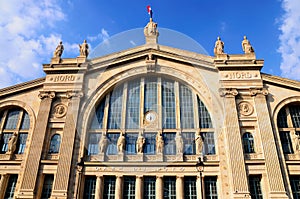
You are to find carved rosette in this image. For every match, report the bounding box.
[238,101,254,116]
[66,91,84,99]
[38,91,55,99]
[53,103,68,118]
[249,88,269,96]
[219,88,238,97]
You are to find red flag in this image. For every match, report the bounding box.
[147,5,153,18]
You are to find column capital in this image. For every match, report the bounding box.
[66,90,84,99]
[38,91,55,99]
[249,88,268,96]
[219,88,238,97]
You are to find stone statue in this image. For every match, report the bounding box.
[214,37,224,55]
[79,39,89,57]
[195,131,204,155]
[54,41,64,58]
[242,36,254,54]
[293,132,300,152]
[175,132,183,153]
[117,132,125,153]
[6,133,18,154]
[156,131,164,154]
[136,133,145,153]
[99,133,108,153]
[144,18,159,37]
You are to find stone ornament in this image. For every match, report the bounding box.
[144,18,159,37]
[38,91,55,99]
[6,132,18,155]
[156,131,164,154]
[219,88,238,97]
[53,41,64,58]
[242,36,254,54]
[249,88,268,96]
[53,104,67,118]
[238,101,254,116]
[214,36,225,55]
[136,133,145,153]
[79,39,89,57]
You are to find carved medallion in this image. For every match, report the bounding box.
[53,104,67,118]
[238,101,254,116]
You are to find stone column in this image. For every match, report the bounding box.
[115,175,123,199]
[51,91,83,198]
[196,175,203,199]
[135,176,143,199]
[156,176,163,199]
[219,89,250,198]
[176,176,184,199]
[251,88,288,198]
[17,91,55,198]
[95,175,104,199]
[0,174,9,199]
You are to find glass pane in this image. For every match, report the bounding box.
[277,108,288,128]
[204,176,218,199]
[162,80,176,129]
[17,133,28,154]
[4,109,20,130]
[290,105,300,128]
[20,112,30,130]
[184,176,197,199]
[125,133,138,154]
[144,176,156,199]
[84,176,96,199]
[41,175,54,199]
[180,84,194,129]
[123,176,136,199]
[249,176,263,199]
[4,175,18,199]
[88,134,101,155]
[49,134,61,154]
[90,99,105,129]
[108,86,123,129]
[164,133,176,155]
[144,133,156,155]
[197,97,212,128]
[104,176,116,199]
[144,77,158,113]
[107,133,119,155]
[242,133,255,153]
[164,176,176,199]
[126,80,140,129]
[203,132,215,155]
[182,132,195,155]
[279,131,293,154]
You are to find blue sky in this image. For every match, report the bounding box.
[0,0,299,88]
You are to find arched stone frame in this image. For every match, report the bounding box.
[78,65,223,158]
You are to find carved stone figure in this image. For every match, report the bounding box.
[195,131,204,155]
[175,132,183,153]
[156,131,164,154]
[293,132,300,152]
[6,133,18,154]
[99,133,108,153]
[54,41,64,58]
[214,37,224,55]
[242,36,254,53]
[117,132,125,153]
[144,18,159,37]
[79,39,89,57]
[136,133,145,153]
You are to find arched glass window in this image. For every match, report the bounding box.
[0,108,30,154]
[49,134,61,154]
[242,132,255,153]
[277,103,300,154]
[88,76,215,157]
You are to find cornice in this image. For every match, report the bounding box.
[261,73,300,90]
[0,77,45,98]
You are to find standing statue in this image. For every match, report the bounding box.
[195,131,204,155]
[242,36,254,54]
[6,133,18,154]
[117,132,125,153]
[136,133,145,153]
[79,39,89,57]
[214,37,224,55]
[293,132,300,152]
[99,133,108,153]
[175,132,183,153]
[156,131,164,154]
[144,18,159,37]
[54,41,64,58]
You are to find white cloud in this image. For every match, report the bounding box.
[278,0,300,80]
[0,0,66,88]
[88,28,110,43]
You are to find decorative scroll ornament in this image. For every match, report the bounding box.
[219,88,238,97]
[249,88,268,96]
[66,91,84,99]
[38,91,55,99]
[53,103,67,118]
[238,101,254,116]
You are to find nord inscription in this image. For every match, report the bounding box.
[50,75,76,82]
[225,72,256,79]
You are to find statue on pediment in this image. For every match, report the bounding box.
[214,37,224,55]
[79,39,89,57]
[242,36,254,54]
[144,18,159,37]
[54,41,64,58]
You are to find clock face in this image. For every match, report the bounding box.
[145,111,157,123]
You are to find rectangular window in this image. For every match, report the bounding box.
[126,81,140,129]
[197,97,212,128]
[17,133,28,154]
[204,176,218,199]
[4,110,19,129]
[108,86,123,129]
[1,133,12,154]
[180,84,194,129]
[162,80,176,129]
[4,174,18,199]
[107,133,119,155]
[125,133,138,154]
[144,77,158,113]
[123,176,136,199]
[182,132,195,155]
[164,176,176,199]
[41,175,54,199]
[290,105,300,128]
[203,132,215,155]
[84,176,96,199]
[90,99,105,129]
[104,176,116,199]
[144,133,156,154]
[279,131,293,154]
[184,176,197,199]
[88,133,101,155]
[249,176,263,199]
[144,176,156,199]
[164,133,176,155]
[290,175,300,199]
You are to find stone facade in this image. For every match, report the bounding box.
[0,19,299,199]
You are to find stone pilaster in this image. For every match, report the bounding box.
[95,175,103,199]
[115,175,123,199]
[156,176,163,199]
[51,91,83,198]
[251,88,288,198]
[135,176,143,199]
[196,175,203,199]
[176,176,184,199]
[17,91,55,198]
[0,174,9,199]
[219,88,250,198]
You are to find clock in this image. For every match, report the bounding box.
[145,111,157,123]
